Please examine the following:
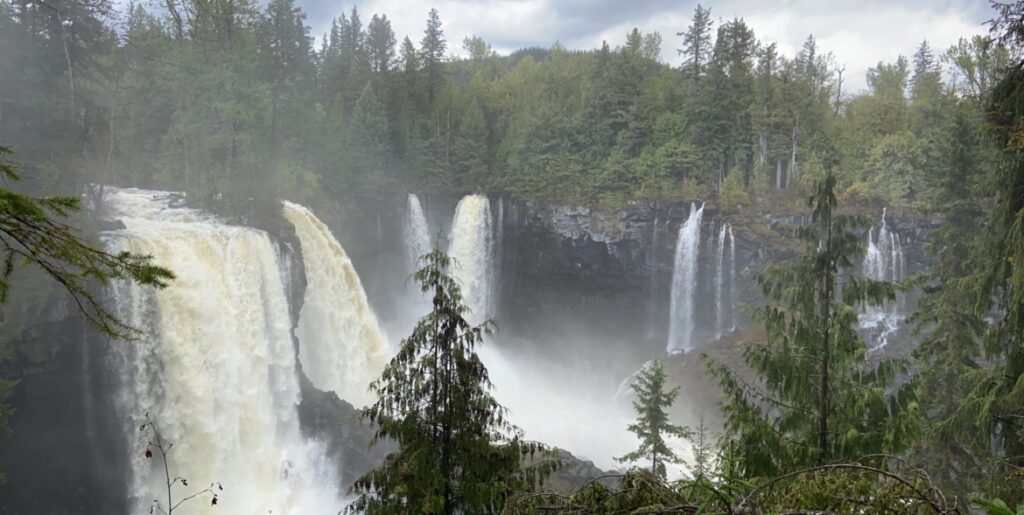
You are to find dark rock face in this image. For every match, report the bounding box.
[491,200,935,384]
[296,375,393,486]
[0,315,130,515]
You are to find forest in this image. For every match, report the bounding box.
[0,0,1023,513]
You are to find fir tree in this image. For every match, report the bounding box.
[709,175,918,478]
[616,360,689,479]
[677,4,713,79]
[348,247,551,514]
[420,8,447,105]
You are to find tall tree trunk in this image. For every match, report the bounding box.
[776,158,784,190]
[834,66,845,117]
[791,118,799,182]
[818,205,833,463]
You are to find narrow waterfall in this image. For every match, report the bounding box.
[104,188,339,515]
[863,208,904,282]
[282,201,390,407]
[860,208,906,353]
[406,193,432,269]
[448,194,493,324]
[714,223,728,340]
[728,225,737,331]
[667,204,705,353]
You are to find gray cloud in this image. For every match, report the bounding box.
[297,0,993,91]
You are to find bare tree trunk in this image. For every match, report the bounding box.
[776,158,784,189]
[834,66,845,117]
[165,0,191,195]
[759,105,768,166]
[791,118,799,182]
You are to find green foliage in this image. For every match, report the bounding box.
[976,498,1024,515]
[348,247,553,514]
[616,361,690,479]
[0,0,990,210]
[717,172,749,214]
[0,147,174,338]
[710,175,917,478]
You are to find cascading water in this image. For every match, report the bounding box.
[860,208,906,353]
[282,201,390,407]
[406,193,432,269]
[863,208,905,282]
[667,204,705,353]
[443,195,648,473]
[728,225,737,331]
[448,194,493,324]
[104,188,340,515]
[714,223,728,340]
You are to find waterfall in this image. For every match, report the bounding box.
[728,225,737,332]
[667,204,705,353]
[104,188,340,515]
[860,208,906,353]
[406,194,432,269]
[863,208,904,282]
[448,194,493,324]
[282,201,390,407]
[714,224,728,340]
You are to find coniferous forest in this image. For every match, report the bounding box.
[1,0,1024,513]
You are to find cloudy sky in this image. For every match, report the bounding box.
[296,0,993,92]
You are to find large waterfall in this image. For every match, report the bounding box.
[406,193,432,269]
[860,209,906,353]
[282,201,390,407]
[104,189,339,515]
[448,194,493,323]
[667,204,705,353]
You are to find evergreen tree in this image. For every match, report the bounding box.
[366,14,396,76]
[348,247,551,514]
[420,8,447,105]
[616,360,689,479]
[709,175,917,477]
[451,98,489,189]
[677,4,713,79]
[910,105,989,499]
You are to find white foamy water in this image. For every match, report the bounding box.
[104,188,341,515]
[282,201,390,407]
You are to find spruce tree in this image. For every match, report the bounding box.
[348,247,551,514]
[709,175,918,478]
[420,8,447,105]
[616,360,689,479]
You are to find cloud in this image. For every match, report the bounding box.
[298,0,993,92]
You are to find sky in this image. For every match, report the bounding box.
[295,0,994,93]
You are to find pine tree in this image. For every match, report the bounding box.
[348,247,551,514]
[616,360,689,479]
[709,175,918,478]
[677,4,713,80]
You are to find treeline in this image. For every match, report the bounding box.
[0,0,1009,211]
